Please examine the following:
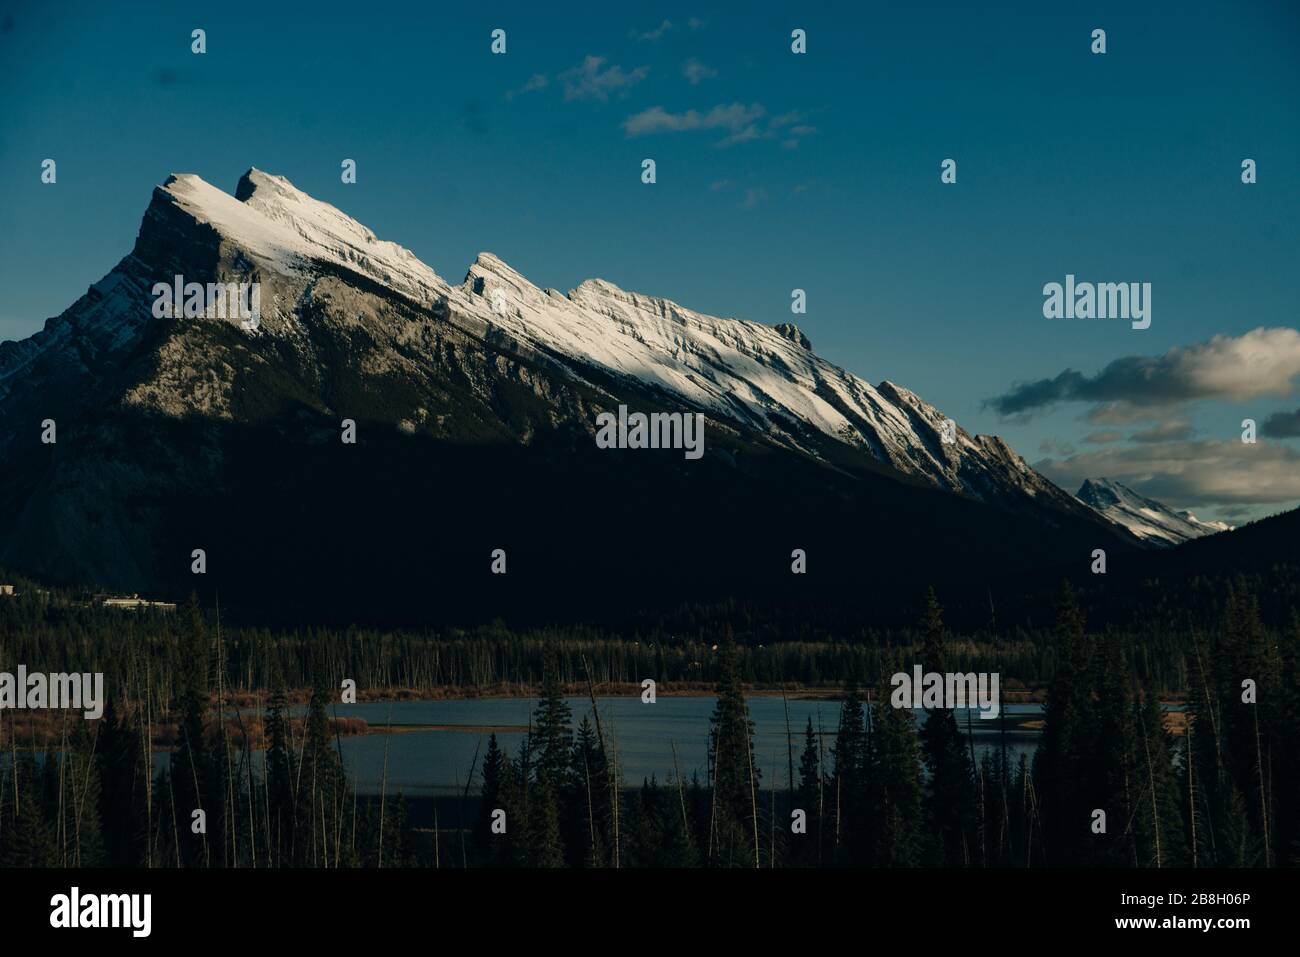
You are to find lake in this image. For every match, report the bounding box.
[276,695,1047,796]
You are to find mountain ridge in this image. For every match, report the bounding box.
[0,169,1140,620]
[1076,477,1232,547]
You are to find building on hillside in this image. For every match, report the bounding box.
[100,593,177,612]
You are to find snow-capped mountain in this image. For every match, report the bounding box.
[1076,478,1232,546]
[0,170,1132,615]
[2,169,1084,512]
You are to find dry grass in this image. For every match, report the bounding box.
[0,707,370,752]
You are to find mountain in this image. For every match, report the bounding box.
[1076,478,1232,546]
[0,169,1136,624]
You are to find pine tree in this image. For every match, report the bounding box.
[1092,634,1137,866]
[172,594,212,866]
[475,733,507,864]
[916,588,975,865]
[1037,582,1095,865]
[707,627,759,866]
[870,691,925,867]
[795,717,821,866]
[61,723,106,867]
[264,685,295,865]
[830,682,868,863]
[295,661,348,867]
[97,697,148,866]
[531,644,574,788]
[1131,689,1186,867]
[1,753,57,867]
[568,714,609,866]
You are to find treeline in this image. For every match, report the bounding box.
[1,581,1287,699]
[472,586,1298,868]
[0,582,1295,868]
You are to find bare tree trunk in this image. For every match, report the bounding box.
[781,682,794,794]
[1189,631,1223,779]
[835,774,842,849]
[610,722,621,869]
[746,738,759,868]
[769,751,776,868]
[1187,715,1197,868]
[706,732,720,865]
[1140,708,1162,868]
[377,703,392,868]
[816,710,825,867]
[582,747,595,858]
[168,770,181,868]
[580,653,615,867]
[670,740,692,852]
[1253,702,1270,867]
[459,739,480,869]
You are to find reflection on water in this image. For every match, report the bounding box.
[274,696,1048,796]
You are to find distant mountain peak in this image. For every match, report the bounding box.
[1076,478,1231,546]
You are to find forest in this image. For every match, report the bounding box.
[0,578,1294,869]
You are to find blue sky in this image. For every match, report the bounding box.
[2,0,1298,521]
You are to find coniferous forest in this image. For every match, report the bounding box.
[1,577,1294,871]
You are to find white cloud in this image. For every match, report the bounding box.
[561,56,649,102]
[623,103,816,149]
[990,327,1300,419]
[504,73,548,101]
[682,58,717,85]
[623,102,766,141]
[631,20,673,41]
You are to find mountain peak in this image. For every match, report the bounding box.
[1077,477,1124,504]
[234,166,295,202]
[773,322,811,350]
[1076,477,1230,545]
[151,169,445,303]
[6,167,1102,533]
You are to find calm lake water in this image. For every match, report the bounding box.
[277,696,1047,796]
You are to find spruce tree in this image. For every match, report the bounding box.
[531,644,574,787]
[1131,690,1186,867]
[1037,582,1095,865]
[707,627,759,866]
[475,733,507,863]
[916,588,975,865]
[264,685,295,865]
[796,717,821,866]
[830,682,868,863]
[172,594,212,866]
[870,692,925,867]
[1092,634,1137,866]
[568,714,609,866]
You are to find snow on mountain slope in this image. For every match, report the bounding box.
[1076,478,1232,546]
[2,169,1087,517]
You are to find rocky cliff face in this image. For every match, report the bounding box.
[0,170,1133,621]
